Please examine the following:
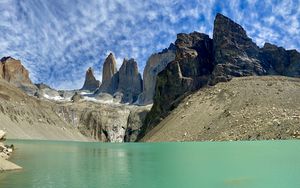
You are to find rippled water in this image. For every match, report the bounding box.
[0,140,300,188]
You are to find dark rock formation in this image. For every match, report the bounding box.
[99,53,118,93]
[117,58,143,103]
[142,32,213,135]
[138,44,176,105]
[95,53,143,103]
[260,43,300,76]
[0,57,37,95]
[81,67,100,91]
[287,50,300,77]
[211,13,265,84]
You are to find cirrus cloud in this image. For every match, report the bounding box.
[0,0,299,89]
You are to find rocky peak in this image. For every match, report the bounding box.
[211,13,264,84]
[213,13,249,43]
[118,58,142,103]
[0,56,32,85]
[99,53,118,93]
[102,53,117,84]
[0,56,37,95]
[81,67,100,91]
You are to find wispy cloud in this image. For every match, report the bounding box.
[0,0,299,89]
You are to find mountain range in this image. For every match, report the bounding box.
[0,13,299,142]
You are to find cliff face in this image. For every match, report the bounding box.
[138,44,176,105]
[142,32,213,135]
[140,13,300,139]
[57,103,150,142]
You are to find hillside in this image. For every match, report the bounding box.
[142,76,300,142]
[0,79,91,141]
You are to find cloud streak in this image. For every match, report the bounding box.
[0,0,299,89]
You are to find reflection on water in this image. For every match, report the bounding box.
[0,140,300,188]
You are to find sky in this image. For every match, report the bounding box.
[0,0,299,89]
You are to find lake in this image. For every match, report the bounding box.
[0,140,300,188]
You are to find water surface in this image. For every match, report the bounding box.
[1,140,300,188]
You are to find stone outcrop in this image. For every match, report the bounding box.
[99,53,118,93]
[0,56,37,95]
[211,13,265,84]
[81,67,100,91]
[117,58,143,103]
[57,103,151,142]
[142,32,213,135]
[138,44,176,105]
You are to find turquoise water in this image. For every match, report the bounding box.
[0,140,300,188]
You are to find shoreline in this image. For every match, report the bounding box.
[0,130,22,172]
[0,158,22,172]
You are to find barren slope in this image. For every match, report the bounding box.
[0,79,91,141]
[143,76,300,142]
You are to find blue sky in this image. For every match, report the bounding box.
[0,0,299,89]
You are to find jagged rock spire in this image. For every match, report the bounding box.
[81,67,100,91]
